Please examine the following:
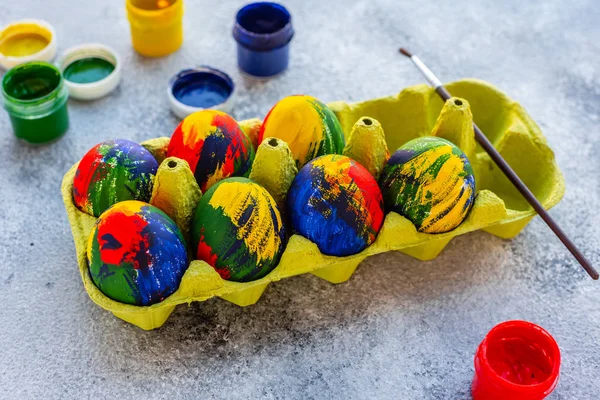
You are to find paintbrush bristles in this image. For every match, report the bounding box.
[399,48,413,58]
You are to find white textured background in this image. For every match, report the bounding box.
[0,0,599,399]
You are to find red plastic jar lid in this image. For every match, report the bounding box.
[472,320,561,400]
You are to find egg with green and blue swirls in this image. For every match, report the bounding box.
[166,110,254,192]
[192,177,286,282]
[87,201,188,306]
[287,154,385,257]
[379,137,476,233]
[73,139,158,217]
[259,95,345,169]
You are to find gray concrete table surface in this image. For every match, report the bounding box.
[0,0,598,399]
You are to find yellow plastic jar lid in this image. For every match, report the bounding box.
[0,19,57,70]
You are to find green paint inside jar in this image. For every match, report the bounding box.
[63,57,115,84]
[1,61,69,144]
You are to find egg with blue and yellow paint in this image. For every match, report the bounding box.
[259,95,345,169]
[167,110,255,192]
[379,137,476,234]
[192,177,286,282]
[87,201,188,306]
[73,139,158,217]
[287,154,384,257]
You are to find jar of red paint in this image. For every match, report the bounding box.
[472,320,561,400]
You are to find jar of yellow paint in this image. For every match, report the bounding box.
[0,19,56,70]
[126,0,184,57]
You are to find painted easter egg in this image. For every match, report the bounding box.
[73,139,158,217]
[287,154,384,257]
[259,95,345,169]
[379,137,476,234]
[166,109,254,192]
[191,177,286,282]
[87,201,188,306]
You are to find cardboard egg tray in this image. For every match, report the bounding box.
[62,79,564,330]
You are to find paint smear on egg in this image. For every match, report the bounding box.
[192,178,286,282]
[87,201,188,306]
[167,110,254,192]
[287,154,384,256]
[259,95,345,168]
[380,137,476,233]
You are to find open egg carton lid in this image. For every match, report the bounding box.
[62,79,564,330]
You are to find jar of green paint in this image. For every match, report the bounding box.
[2,61,69,144]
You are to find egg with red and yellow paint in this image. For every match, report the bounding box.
[73,139,158,217]
[191,177,286,282]
[87,201,188,306]
[166,110,255,192]
[259,95,345,169]
[287,154,384,256]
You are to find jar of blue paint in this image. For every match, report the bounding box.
[167,66,235,119]
[232,2,294,77]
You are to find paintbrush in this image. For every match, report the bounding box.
[399,47,598,280]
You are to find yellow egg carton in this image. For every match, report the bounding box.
[62,79,564,330]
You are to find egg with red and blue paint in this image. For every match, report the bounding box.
[191,177,286,282]
[259,95,345,169]
[73,139,158,217]
[287,154,384,256]
[87,201,188,306]
[166,110,255,192]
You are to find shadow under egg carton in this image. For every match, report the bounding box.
[62,79,564,330]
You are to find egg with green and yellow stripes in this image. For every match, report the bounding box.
[259,95,345,169]
[191,177,287,282]
[379,137,476,233]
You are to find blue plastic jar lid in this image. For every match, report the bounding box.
[167,66,235,119]
[232,2,294,51]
